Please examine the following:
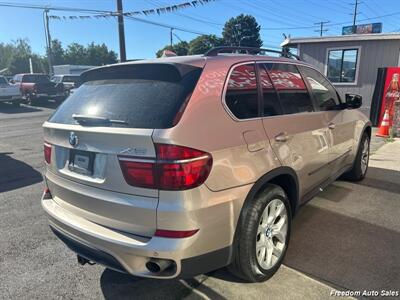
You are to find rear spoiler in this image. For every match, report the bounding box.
[80,63,201,84]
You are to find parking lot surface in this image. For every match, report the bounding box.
[1,102,399,299]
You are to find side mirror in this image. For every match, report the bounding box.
[345,94,362,109]
[9,79,15,84]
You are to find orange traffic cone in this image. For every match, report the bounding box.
[376,109,390,137]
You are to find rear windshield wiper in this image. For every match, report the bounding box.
[72,114,129,126]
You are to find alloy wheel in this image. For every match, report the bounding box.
[256,199,288,270]
[361,138,369,175]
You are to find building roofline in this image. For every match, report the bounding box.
[281,32,400,47]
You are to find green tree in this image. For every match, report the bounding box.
[86,42,118,65]
[51,39,65,65]
[0,42,15,72]
[64,43,87,65]
[222,14,262,48]
[188,35,223,55]
[1,39,47,74]
[156,41,189,57]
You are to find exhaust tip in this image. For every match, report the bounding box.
[145,258,173,274]
[146,261,161,273]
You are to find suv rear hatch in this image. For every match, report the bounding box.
[43,62,204,236]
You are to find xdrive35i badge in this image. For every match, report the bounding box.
[69,131,78,147]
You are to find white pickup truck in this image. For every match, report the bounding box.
[0,75,22,107]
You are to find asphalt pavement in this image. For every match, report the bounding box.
[0,102,399,300]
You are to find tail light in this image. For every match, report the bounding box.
[154,229,199,238]
[118,144,212,190]
[44,142,52,164]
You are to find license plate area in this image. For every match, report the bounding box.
[68,149,95,175]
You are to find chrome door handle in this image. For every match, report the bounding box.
[328,123,336,130]
[275,132,289,142]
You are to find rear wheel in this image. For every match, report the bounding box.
[343,132,370,181]
[229,184,291,282]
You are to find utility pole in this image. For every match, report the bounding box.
[44,9,53,75]
[170,28,173,46]
[116,0,126,62]
[314,21,329,37]
[352,0,360,33]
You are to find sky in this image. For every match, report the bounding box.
[1,0,400,60]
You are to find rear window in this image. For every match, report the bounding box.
[62,76,80,83]
[22,75,50,83]
[49,64,202,129]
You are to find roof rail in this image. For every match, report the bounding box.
[204,46,301,60]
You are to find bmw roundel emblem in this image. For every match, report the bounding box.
[69,131,78,147]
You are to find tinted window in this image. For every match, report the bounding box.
[13,75,22,82]
[49,64,201,129]
[63,76,80,83]
[52,76,61,83]
[22,75,50,83]
[0,76,7,84]
[259,64,281,116]
[299,66,340,110]
[327,49,358,83]
[225,64,259,119]
[265,63,313,115]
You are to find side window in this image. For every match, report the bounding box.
[225,63,259,119]
[265,63,314,115]
[13,75,21,82]
[299,66,340,111]
[259,64,281,117]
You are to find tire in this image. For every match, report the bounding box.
[26,94,34,106]
[343,132,370,181]
[228,184,292,282]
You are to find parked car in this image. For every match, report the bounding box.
[51,74,81,91]
[0,75,22,107]
[12,73,66,105]
[41,46,371,282]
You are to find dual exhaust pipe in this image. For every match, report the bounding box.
[77,254,173,275]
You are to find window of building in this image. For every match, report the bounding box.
[259,65,281,117]
[225,63,259,119]
[327,48,358,83]
[299,66,340,110]
[265,63,314,115]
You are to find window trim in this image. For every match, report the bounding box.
[298,64,344,111]
[222,61,261,122]
[324,46,361,86]
[222,60,334,122]
[262,62,315,116]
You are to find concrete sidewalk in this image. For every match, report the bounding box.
[284,139,400,299]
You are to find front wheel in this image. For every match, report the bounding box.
[229,184,291,282]
[343,132,370,181]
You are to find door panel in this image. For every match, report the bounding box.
[298,65,354,176]
[259,63,332,200]
[328,110,356,175]
[263,113,331,200]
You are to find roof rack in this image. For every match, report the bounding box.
[204,46,301,60]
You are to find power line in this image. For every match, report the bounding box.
[0,1,109,13]
[314,21,329,37]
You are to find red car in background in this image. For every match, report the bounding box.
[12,73,67,105]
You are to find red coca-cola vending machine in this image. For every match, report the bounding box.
[370,67,400,126]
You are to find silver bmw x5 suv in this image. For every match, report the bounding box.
[41,46,371,282]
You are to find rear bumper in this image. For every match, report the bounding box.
[49,224,232,278]
[42,193,238,278]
